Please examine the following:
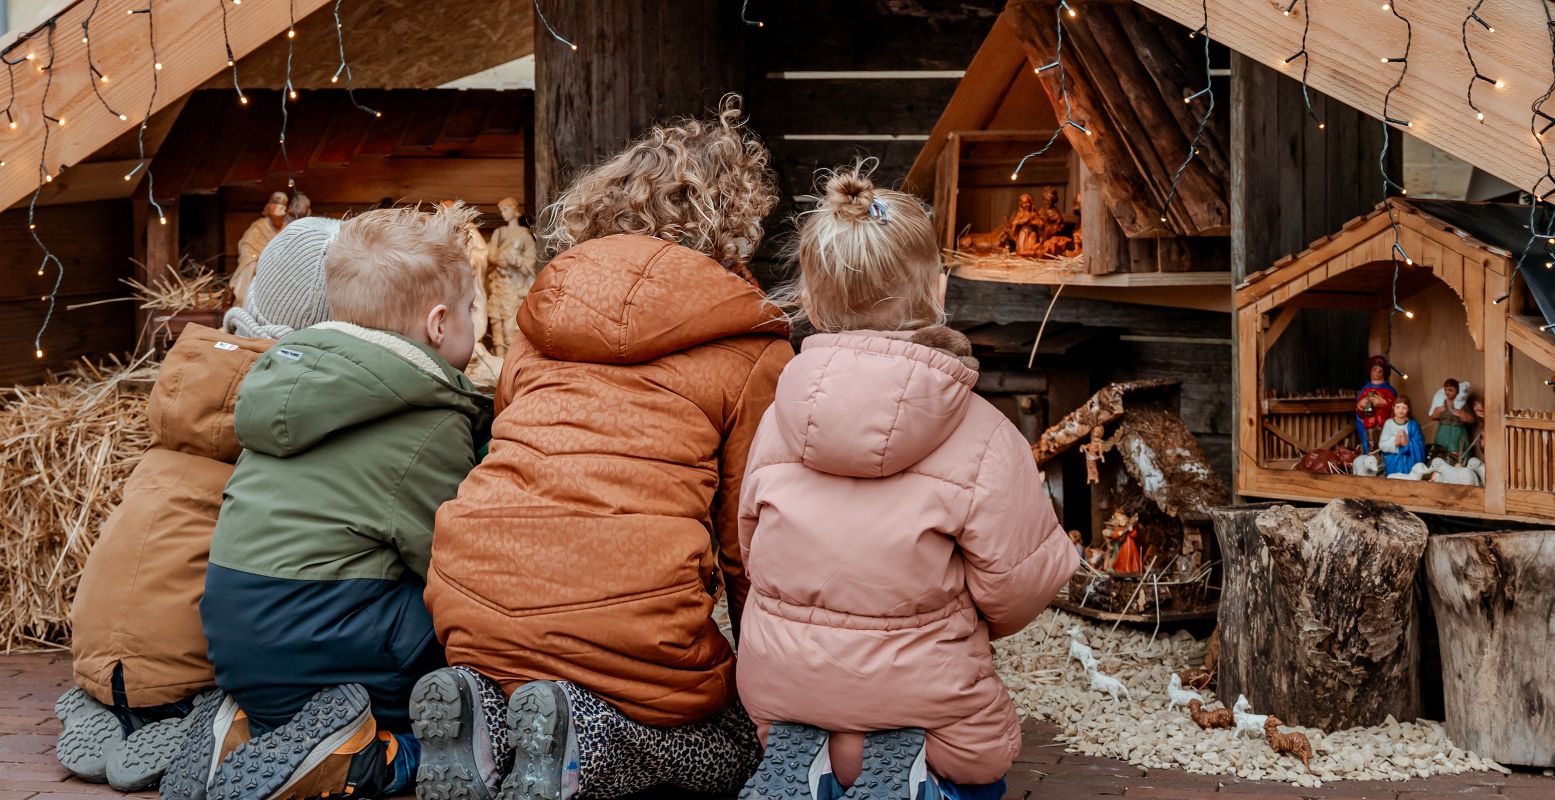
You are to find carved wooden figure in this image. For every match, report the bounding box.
[485,196,538,356]
[231,191,290,308]
[1187,699,1233,729]
[1264,717,1314,770]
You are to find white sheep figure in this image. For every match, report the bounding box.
[1087,664,1130,702]
[1067,626,1095,670]
[1468,457,1485,484]
[1430,457,1482,486]
[1351,454,1380,477]
[1232,694,1268,739]
[1387,463,1431,481]
[1166,673,1203,712]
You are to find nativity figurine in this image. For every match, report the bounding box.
[1379,396,1425,477]
[1102,508,1142,575]
[1428,378,1474,462]
[442,199,502,388]
[231,191,291,309]
[287,192,312,223]
[485,196,538,356]
[1354,355,1398,451]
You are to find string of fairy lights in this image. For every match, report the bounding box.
[1160,0,1214,226]
[1009,0,1088,181]
[1506,0,1555,318]
[1377,0,1414,365]
[1280,0,1322,129]
[14,0,577,362]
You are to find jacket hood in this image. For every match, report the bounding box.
[517,234,787,364]
[234,321,487,457]
[149,324,273,461]
[771,327,980,478]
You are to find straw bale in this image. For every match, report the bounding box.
[0,357,158,651]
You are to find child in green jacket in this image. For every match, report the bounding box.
[174,203,490,800]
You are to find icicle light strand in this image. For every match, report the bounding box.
[331,0,380,116]
[219,0,247,104]
[533,0,577,51]
[1280,0,1322,129]
[279,0,297,189]
[1461,1,1502,124]
[1159,0,1215,228]
[81,1,127,121]
[1380,0,1414,359]
[29,22,63,361]
[741,0,765,28]
[1010,0,1089,181]
[1505,0,1555,309]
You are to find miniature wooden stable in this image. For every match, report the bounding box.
[1236,199,1555,523]
[904,3,1231,308]
[1033,379,1228,621]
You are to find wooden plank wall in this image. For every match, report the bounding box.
[742,0,1001,281]
[0,200,134,386]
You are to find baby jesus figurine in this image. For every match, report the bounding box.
[1379,396,1425,476]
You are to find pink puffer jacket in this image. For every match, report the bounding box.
[736,328,1078,780]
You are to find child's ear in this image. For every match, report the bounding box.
[426,303,450,346]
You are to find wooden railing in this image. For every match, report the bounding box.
[1507,410,1555,494]
[1259,395,1358,466]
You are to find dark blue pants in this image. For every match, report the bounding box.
[202,565,444,734]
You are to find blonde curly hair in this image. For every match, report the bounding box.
[539,94,778,270]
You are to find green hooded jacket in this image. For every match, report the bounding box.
[209,321,490,582]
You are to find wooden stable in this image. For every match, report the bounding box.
[906,3,1232,303]
[1236,199,1555,523]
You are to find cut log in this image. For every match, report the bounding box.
[1209,500,1427,729]
[1425,531,1555,767]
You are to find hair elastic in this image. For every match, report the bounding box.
[868,198,890,222]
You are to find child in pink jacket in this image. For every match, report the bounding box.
[736,165,1080,800]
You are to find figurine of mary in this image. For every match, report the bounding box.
[1379,396,1426,476]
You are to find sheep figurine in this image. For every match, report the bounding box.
[1186,699,1233,730]
[1232,694,1268,738]
[1387,463,1431,481]
[1430,457,1483,486]
[1087,664,1130,702]
[1351,454,1380,477]
[1467,456,1486,484]
[1264,716,1314,770]
[1067,625,1095,670]
[1166,673,1203,712]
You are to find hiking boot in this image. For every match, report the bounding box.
[740,722,836,800]
[841,728,939,800]
[412,667,506,800]
[107,689,221,792]
[55,686,126,783]
[159,691,249,800]
[207,684,412,800]
[498,681,571,800]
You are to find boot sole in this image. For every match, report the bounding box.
[207,684,371,800]
[158,691,235,800]
[412,669,495,800]
[739,722,828,799]
[108,690,218,792]
[498,682,569,800]
[55,686,124,784]
[843,728,929,800]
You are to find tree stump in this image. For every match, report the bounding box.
[1425,531,1555,766]
[1209,499,1427,729]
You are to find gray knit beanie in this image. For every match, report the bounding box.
[224,216,341,339]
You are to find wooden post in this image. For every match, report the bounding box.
[1426,531,1555,767]
[133,198,179,354]
[532,0,745,211]
[1210,499,1427,729]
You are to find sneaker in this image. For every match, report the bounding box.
[207,684,393,800]
[740,722,833,800]
[159,692,249,800]
[412,668,503,800]
[55,686,127,783]
[842,728,940,800]
[499,681,570,800]
[107,689,221,792]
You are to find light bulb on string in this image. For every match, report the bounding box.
[35,349,43,360]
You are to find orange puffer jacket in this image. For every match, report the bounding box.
[71,324,271,707]
[426,234,793,726]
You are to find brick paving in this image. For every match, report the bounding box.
[3,652,1550,800]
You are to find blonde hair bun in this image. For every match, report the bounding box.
[822,169,878,222]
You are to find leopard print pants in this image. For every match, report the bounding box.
[556,682,761,799]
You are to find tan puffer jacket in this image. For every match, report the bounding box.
[427,234,793,726]
[71,324,271,707]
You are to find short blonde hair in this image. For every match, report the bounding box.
[325,202,477,334]
[771,161,944,332]
[540,94,777,268]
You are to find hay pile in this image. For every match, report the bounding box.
[0,357,158,651]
